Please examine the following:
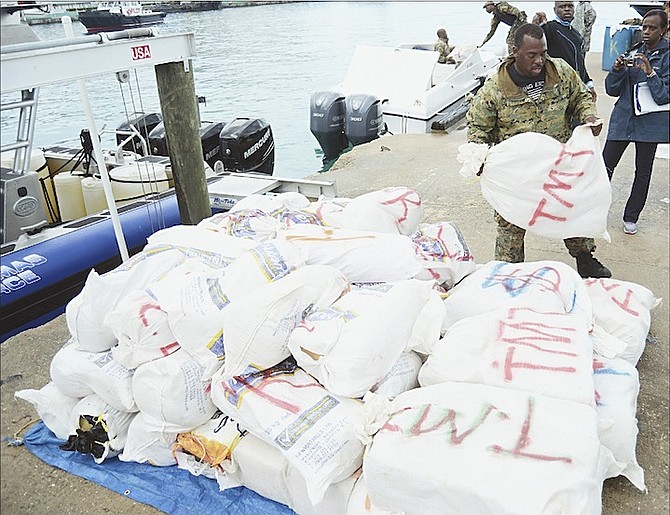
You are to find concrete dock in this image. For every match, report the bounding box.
[1,52,668,514]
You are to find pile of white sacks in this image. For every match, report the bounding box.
[17,186,661,514]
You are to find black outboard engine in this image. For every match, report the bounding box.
[218,118,275,175]
[200,121,225,169]
[148,122,168,156]
[344,94,384,147]
[310,91,348,160]
[147,121,224,170]
[116,112,162,156]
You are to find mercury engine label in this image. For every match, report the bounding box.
[1,253,48,294]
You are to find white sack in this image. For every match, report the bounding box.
[584,277,661,365]
[277,225,421,283]
[289,280,435,398]
[593,357,646,490]
[66,243,230,353]
[50,341,136,412]
[177,411,356,515]
[223,265,349,379]
[411,221,477,288]
[420,307,596,407]
[148,259,228,378]
[219,239,306,296]
[211,358,367,504]
[106,290,179,369]
[347,474,400,515]
[229,191,311,214]
[15,382,80,441]
[457,125,611,240]
[132,349,217,433]
[369,351,423,400]
[66,394,136,464]
[327,187,422,235]
[118,411,178,467]
[147,224,256,257]
[197,208,281,241]
[441,260,593,333]
[364,382,611,515]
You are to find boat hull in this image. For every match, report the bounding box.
[78,11,166,33]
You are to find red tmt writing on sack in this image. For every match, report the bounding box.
[528,145,594,226]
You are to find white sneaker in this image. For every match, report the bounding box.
[623,221,637,235]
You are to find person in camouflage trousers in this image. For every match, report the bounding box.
[434,28,455,64]
[481,1,527,54]
[466,22,612,278]
[572,1,597,54]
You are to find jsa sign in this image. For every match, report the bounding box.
[131,44,152,61]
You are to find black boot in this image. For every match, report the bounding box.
[575,252,612,279]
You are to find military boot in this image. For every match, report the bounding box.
[575,252,612,279]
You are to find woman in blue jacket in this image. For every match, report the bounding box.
[603,9,669,235]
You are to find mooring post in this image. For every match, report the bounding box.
[155,60,211,225]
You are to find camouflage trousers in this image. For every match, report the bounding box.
[494,211,596,262]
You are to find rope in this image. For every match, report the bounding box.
[3,418,39,446]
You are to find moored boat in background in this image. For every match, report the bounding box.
[78,1,166,33]
[310,43,503,161]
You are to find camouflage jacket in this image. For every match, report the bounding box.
[466,55,597,144]
[434,38,455,64]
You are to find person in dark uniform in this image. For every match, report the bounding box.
[481,1,527,54]
[533,1,597,101]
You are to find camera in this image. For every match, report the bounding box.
[624,55,637,67]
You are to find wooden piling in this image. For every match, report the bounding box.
[155,60,211,225]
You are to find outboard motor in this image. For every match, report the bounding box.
[344,94,384,147]
[116,112,162,156]
[200,121,225,169]
[148,122,168,157]
[218,118,275,175]
[148,121,225,170]
[310,91,348,160]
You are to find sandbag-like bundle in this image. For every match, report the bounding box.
[411,221,477,288]
[583,277,661,365]
[198,208,281,241]
[277,224,421,283]
[593,357,646,490]
[211,358,368,504]
[66,243,231,353]
[106,290,179,370]
[222,265,349,379]
[326,187,423,236]
[50,341,136,412]
[288,280,437,398]
[364,382,613,514]
[420,307,596,407]
[15,382,80,441]
[60,394,135,464]
[441,260,593,333]
[132,349,217,433]
[457,124,611,241]
[119,411,178,467]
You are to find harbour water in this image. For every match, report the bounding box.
[1,1,641,179]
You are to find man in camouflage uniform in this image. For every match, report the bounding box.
[481,1,527,54]
[434,28,455,64]
[572,1,597,54]
[466,22,612,278]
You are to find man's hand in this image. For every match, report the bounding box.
[532,11,547,24]
[585,115,603,136]
[589,87,598,102]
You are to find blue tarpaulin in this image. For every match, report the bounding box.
[23,421,296,515]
